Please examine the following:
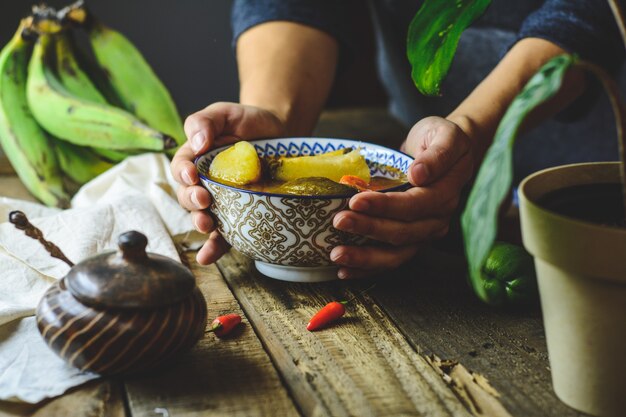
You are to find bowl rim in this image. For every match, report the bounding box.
[194,137,413,200]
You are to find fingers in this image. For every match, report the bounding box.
[175,102,288,268]
[183,102,286,156]
[184,111,213,155]
[196,231,230,265]
[337,267,376,280]
[184,103,233,155]
[333,210,449,246]
[191,211,215,234]
[327,116,474,276]
[176,184,211,211]
[171,142,201,187]
[403,117,473,186]
[349,187,459,221]
[175,102,288,188]
[330,245,420,279]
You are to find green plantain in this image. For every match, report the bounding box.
[0,20,70,208]
[53,31,134,163]
[82,13,185,151]
[87,146,137,163]
[26,33,177,152]
[53,30,107,104]
[54,139,114,185]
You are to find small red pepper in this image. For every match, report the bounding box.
[306,301,347,331]
[306,285,376,332]
[207,313,242,337]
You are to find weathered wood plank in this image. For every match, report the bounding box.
[0,380,126,417]
[124,254,299,417]
[372,247,587,417]
[217,250,473,417]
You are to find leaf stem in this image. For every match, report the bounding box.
[576,60,626,219]
[608,0,626,51]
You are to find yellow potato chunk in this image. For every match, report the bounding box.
[274,149,371,183]
[315,148,347,158]
[209,141,262,185]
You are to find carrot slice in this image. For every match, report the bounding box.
[339,175,370,191]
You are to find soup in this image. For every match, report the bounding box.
[208,142,407,196]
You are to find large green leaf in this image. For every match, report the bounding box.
[407,0,491,96]
[461,54,576,304]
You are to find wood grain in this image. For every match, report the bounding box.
[217,250,472,417]
[371,247,588,417]
[124,254,299,417]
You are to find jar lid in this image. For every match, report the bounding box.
[65,231,196,309]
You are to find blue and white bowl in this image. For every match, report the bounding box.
[195,137,412,282]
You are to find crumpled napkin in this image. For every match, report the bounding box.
[0,153,198,403]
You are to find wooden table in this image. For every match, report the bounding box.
[0,111,588,417]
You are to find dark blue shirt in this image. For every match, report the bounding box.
[230,0,625,183]
[232,1,623,74]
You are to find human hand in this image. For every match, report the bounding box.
[170,102,286,265]
[330,116,475,279]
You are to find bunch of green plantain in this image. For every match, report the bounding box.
[0,1,185,208]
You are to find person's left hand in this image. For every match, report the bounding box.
[330,116,475,279]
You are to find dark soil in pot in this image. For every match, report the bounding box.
[538,183,626,228]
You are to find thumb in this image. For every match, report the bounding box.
[406,119,471,186]
[183,103,286,155]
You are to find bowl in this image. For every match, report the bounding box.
[195,137,412,282]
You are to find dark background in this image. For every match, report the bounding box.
[1,0,240,118]
[1,0,387,119]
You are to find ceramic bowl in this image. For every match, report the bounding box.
[195,137,412,282]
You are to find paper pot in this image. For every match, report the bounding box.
[518,162,626,417]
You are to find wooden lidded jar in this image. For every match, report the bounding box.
[35,230,207,375]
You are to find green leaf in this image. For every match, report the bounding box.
[407,0,491,96]
[461,54,576,304]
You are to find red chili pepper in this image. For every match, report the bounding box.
[306,285,376,332]
[306,301,347,331]
[207,313,242,337]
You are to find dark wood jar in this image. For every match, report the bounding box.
[35,230,207,375]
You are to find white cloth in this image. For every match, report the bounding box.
[0,154,197,403]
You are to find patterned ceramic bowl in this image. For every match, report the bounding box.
[196,138,412,282]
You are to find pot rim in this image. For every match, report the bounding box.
[518,161,626,282]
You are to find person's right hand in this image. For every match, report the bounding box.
[170,102,286,265]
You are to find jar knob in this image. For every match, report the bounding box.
[118,231,148,261]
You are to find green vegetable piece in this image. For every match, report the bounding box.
[407,0,491,96]
[479,242,537,306]
[276,177,357,196]
[461,54,576,305]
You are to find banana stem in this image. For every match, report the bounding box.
[57,0,87,24]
